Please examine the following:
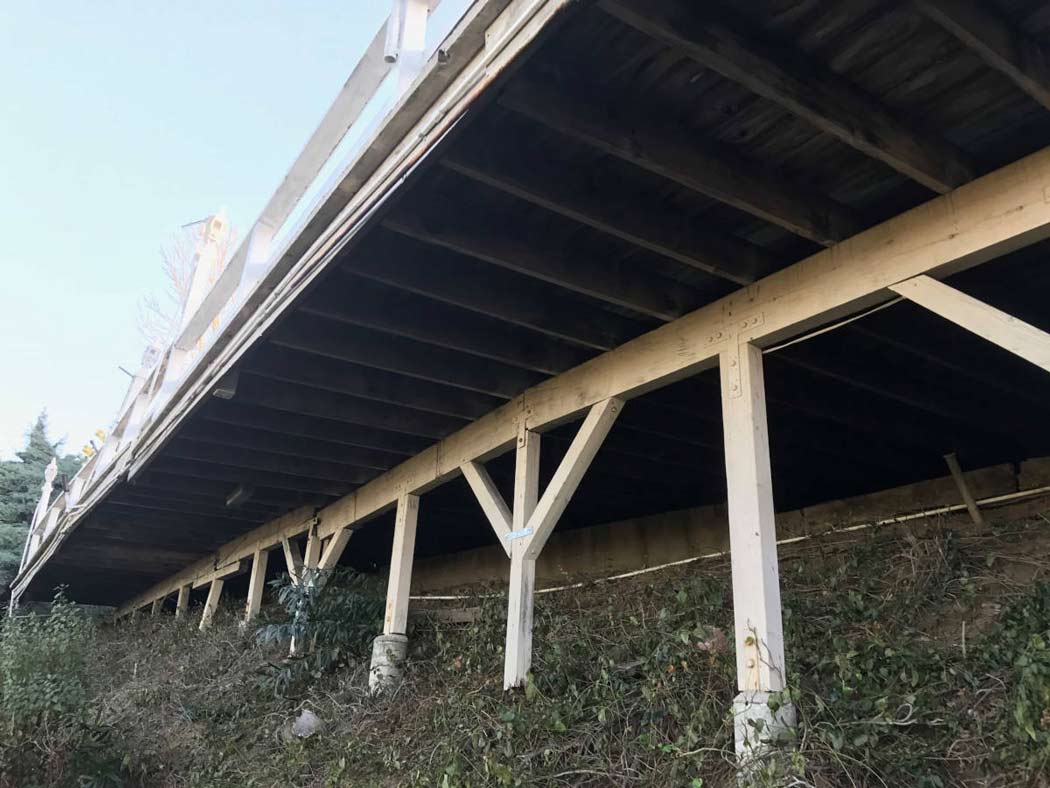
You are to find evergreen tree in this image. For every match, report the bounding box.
[0,413,81,589]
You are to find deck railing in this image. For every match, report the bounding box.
[16,0,475,577]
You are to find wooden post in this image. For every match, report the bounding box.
[303,523,322,586]
[944,452,985,526]
[504,426,540,690]
[721,342,795,760]
[383,494,420,636]
[282,537,304,585]
[243,548,269,626]
[199,578,225,631]
[175,584,190,619]
[150,597,163,617]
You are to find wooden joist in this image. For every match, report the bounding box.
[383,211,696,322]
[599,0,977,194]
[115,146,1050,618]
[914,0,1050,111]
[499,74,861,245]
[441,143,775,285]
[348,235,642,352]
[302,275,591,376]
[167,438,378,485]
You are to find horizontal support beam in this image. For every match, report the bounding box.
[116,146,1050,617]
[150,457,348,497]
[600,0,976,194]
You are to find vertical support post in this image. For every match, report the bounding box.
[370,493,420,693]
[199,578,224,631]
[244,548,269,626]
[151,597,163,617]
[944,452,985,526]
[175,584,190,619]
[720,342,795,760]
[504,426,540,690]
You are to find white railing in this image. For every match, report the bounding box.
[16,0,477,577]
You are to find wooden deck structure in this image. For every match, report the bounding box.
[11,0,1050,759]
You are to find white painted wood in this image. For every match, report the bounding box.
[944,452,985,526]
[282,537,304,586]
[504,427,540,689]
[199,578,225,631]
[890,275,1050,373]
[523,398,622,560]
[461,460,513,554]
[720,342,786,693]
[151,597,163,617]
[318,527,353,572]
[244,548,269,625]
[113,147,1050,619]
[303,523,322,586]
[383,494,420,635]
[175,585,190,619]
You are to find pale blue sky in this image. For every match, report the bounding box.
[0,2,389,459]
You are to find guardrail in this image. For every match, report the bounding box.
[16,0,476,579]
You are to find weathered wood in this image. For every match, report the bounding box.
[175,584,190,619]
[720,342,786,692]
[915,0,1050,110]
[168,438,377,485]
[150,597,163,617]
[500,74,861,245]
[383,494,419,635]
[282,537,304,585]
[600,0,976,193]
[944,452,985,527]
[383,212,695,322]
[318,527,353,572]
[349,234,642,352]
[890,275,1050,374]
[442,144,775,284]
[302,274,591,375]
[243,548,269,625]
[199,578,225,631]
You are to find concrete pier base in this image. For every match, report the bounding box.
[733,690,797,777]
[369,634,408,695]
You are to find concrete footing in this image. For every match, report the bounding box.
[733,690,797,774]
[369,634,408,694]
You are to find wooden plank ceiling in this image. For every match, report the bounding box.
[32,0,1050,603]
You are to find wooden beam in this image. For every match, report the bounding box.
[499,75,861,245]
[302,274,591,375]
[166,438,377,485]
[442,141,775,284]
[179,421,402,472]
[523,398,623,559]
[318,527,352,572]
[720,342,786,692]
[175,584,190,619]
[202,400,428,457]
[115,146,1050,618]
[915,0,1050,111]
[151,457,349,497]
[304,523,322,578]
[505,426,540,689]
[383,211,695,322]
[890,275,1050,373]
[271,315,543,399]
[150,597,163,617]
[199,578,224,631]
[191,560,245,590]
[943,452,985,527]
[243,548,269,625]
[460,460,513,554]
[383,494,419,636]
[244,345,505,420]
[350,233,642,352]
[282,537,304,586]
[600,0,976,194]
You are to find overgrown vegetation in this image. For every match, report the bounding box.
[3,514,1050,786]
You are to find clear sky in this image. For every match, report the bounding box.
[0,2,389,459]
